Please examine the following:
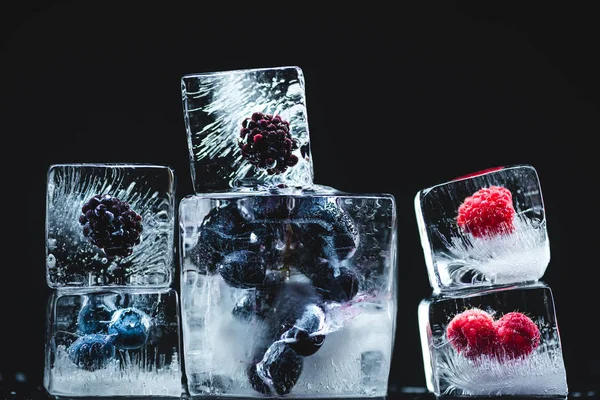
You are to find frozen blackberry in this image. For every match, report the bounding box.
[79,194,143,258]
[67,334,116,371]
[239,112,299,175]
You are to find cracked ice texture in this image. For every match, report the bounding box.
[414,164,549,292]
[46,164,176,288]
[181,66,313,193]
[417,281,568,397]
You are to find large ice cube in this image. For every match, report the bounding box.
[414,165,549,292]
[181,66,314,192]
[417,281,568,397]
[46,163,176,288]
[43,287,183,397]
[178,189,397,397]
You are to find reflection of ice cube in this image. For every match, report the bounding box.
[181,66,314,192]
[44,288,182,397]
[46,163,176,288]
[418,281,568,397]
[415,164,549,291]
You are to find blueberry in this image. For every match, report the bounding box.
[199,203,260,254]
[218,250,267,288]
[281,303,326,356]
[310,266,361,303]
[107,307,151,350]
[231,274,285,321]
[77,299,115,334]
[67,334,116,371]
[291,200,358,266]
[248,342,304,396]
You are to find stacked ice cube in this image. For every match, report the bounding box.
[44,163,183,397]
[178,66,398,398]
[414,165,568,397]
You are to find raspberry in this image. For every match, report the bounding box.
[79,194,143,258]
[239,112,300,175]
[446,308,497,359]
[456,186,516,238]
[494,312,540,360]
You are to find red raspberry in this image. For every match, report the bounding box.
[446,308,497,359]
[494,312,540,360]
[456,186,516,238]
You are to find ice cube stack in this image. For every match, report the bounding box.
[178,66,398,398]
[44,163,183,397]
[414,165,568,397]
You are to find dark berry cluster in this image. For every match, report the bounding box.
[239,112,299,175]
[194,199,360,395]
[79,194,143,258]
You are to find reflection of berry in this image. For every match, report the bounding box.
[79,194,143,257]
[446,308,497,359]
[495,312,540,360]
[457,186,515,238]
[239,112,299,175]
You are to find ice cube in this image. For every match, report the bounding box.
[181,66,314,192]
[179,191,397,397]
[46,163,176,288]
[417,281,568,397]
[414,164,550,291]
[43,287,182,397]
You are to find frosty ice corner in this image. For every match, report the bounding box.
[44,163,183,397]
[179,66,398,398]
[415,165,568,397]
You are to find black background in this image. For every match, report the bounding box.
[2,1,599,396]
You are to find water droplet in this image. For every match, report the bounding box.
[47,254,56,268]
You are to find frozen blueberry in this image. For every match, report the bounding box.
[77,299,115,334]
[79,194,143,258]
[281,303,326,356]
[67,334,116,371]
[107,307,151,350]
[218,250,267,288]
[231,273,285,321]
[310,266,361,303]
[248,342,304,396]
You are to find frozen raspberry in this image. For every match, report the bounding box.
[446,308,496,359]
[456,186,516,238]
[79,194,143,258]
[494,312,540,360]
[446,308,497,359]
[239,112,300,175]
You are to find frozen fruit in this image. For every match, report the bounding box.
[107,307,151,350]
[67,334,116,371]
[456,186,516,238]
[310,266,361,303]
[249,342,304,396]
[218,250,267,288]
[239,112,299,175]
[79,194,143,257]
[495,311,540,360]
[281,303,326,356]
[77,299,115,334]
[446,308,497,359]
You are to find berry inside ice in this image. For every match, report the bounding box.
[456,186,516,238]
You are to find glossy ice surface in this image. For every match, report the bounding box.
[181,66,313,192]
[418,281,567,397]
[179,188,397,398]
[43,288,182,397]
[46,163,176,288]
[414,165,549,292]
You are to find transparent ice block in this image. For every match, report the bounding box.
[179,190,397,398]
[46,163,176,288]
[414,165,549,292]
[417,281,567,397]
[43,287,183,397]
[181,66,313,193]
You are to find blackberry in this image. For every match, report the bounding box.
[79,194,143,258]
[239,112,299,175]
[67,334,116,371]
